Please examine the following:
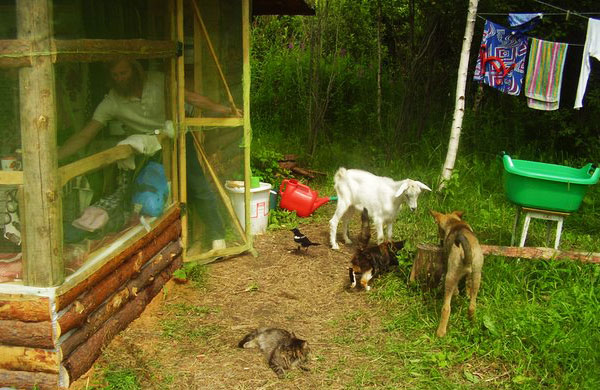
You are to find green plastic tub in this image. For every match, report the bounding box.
[502,154,600,212]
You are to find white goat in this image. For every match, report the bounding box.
[329,168,431,250]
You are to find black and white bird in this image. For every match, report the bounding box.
[291,228,321,251]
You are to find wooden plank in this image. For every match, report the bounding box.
[57,223,181,335]
[168,0,179,203]
[18,0,63,287]
[184,117,244,127]
[0,39,32,67]
[58,144,133,186]
[63,254,183,384]
[0,320,54,349]
[55,208,180,311]
[54,39,177,62]
[177,0,188,259]
[60,240,182,356]
[0,345,59,374]
[481,244,600,263]
[0,295,50,322]
[185,243,249,264]
[0,39,176,67]
[0,171,23,185]
[0,368,58,390]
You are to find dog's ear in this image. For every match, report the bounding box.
[452,210,465,219]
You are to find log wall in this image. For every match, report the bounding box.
[0,213,183,389]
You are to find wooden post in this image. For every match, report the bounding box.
[17,0,64,286]
[242,0,254,253]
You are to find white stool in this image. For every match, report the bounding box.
[511,207,569,249]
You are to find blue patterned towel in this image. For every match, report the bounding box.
[474,20,529,96]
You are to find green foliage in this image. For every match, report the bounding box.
[268,208,299,229]
[250,146,287,188]
[87,368,140,390]
[173,263,209,288]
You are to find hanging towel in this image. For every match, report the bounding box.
[508,13,543,32]
[524,38,569,110]
[474,20,529,96]
[574,18,600,109]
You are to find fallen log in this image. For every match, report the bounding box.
[291,166,315,178]
[60,240,182,356]
[481,244,600,263]
[63,254,183,384]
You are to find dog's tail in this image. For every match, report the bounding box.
[238,329,259,348]
[358,208,371,250]
[454,231,473,267]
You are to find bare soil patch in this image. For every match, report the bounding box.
[71,223,392,390]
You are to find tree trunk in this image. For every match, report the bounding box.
[410,243,445,290]
[438,0,479,191]
[376,0,382,131]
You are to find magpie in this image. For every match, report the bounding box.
[291,228,321,251]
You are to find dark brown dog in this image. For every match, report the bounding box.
[430,210,484,337]
[349,209,404,291]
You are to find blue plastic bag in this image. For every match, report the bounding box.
[132,162,169,217]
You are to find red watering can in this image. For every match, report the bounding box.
[279,179,335,217]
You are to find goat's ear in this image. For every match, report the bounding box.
[416,181,432,192]
[395,181,410,197]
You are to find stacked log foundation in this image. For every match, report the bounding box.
[0,208,182,389]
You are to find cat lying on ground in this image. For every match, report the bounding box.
[238,327,310,378]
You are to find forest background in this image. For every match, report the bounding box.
[250,0,600,177]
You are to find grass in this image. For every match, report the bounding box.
[89,127,600,389]
[255,130,600,389]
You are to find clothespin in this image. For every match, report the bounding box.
[566,10,570,21]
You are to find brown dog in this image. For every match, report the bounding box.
[430,210,484,337]
[349,209,404,291]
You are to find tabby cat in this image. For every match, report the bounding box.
[238,327,310,378]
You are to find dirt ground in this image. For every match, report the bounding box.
[71,222,392,390]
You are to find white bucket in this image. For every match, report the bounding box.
[225,181,272,235]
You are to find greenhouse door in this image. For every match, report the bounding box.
[177,0,253,262]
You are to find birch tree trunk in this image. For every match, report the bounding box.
[376,0,382,131]
[438,0,479,191]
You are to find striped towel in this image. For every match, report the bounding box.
[524,38,568,110]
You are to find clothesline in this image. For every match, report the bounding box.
[533,0,589,20]
[478,12,599,17]
[474,14,585,46]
